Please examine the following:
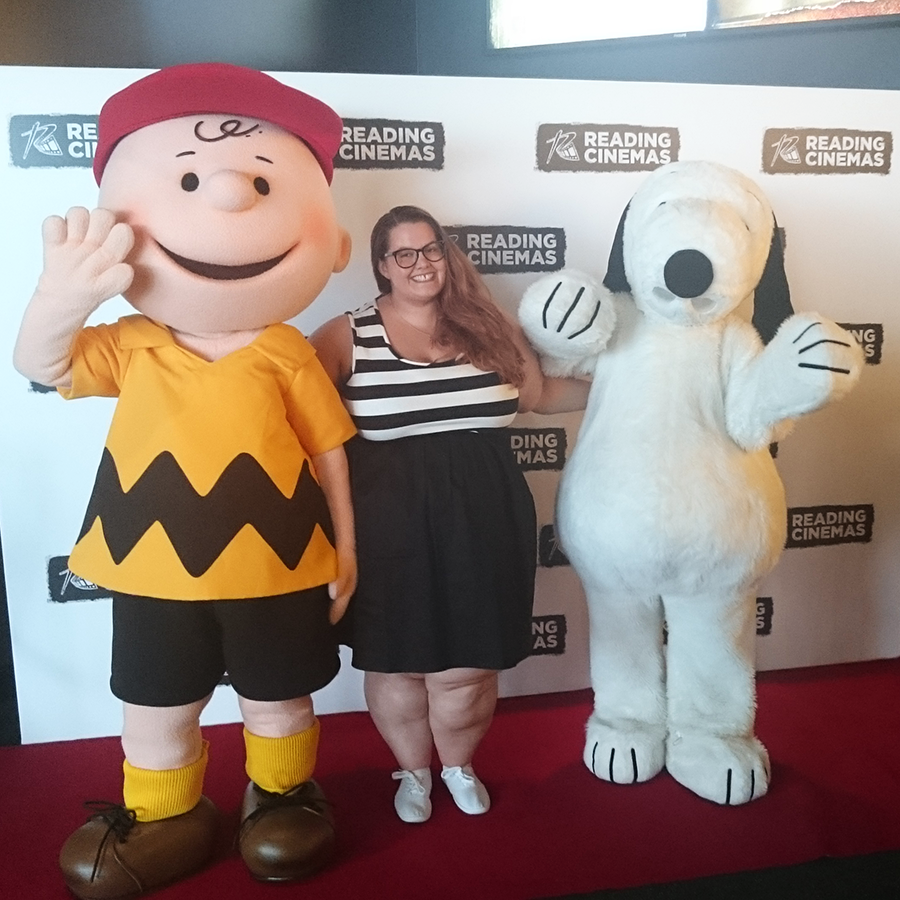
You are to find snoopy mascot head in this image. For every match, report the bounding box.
[520,160,862,805]
[604,160,794,342]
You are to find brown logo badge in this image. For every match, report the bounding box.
[537,124,679,173]
[786,504,874,548]
[11,115,99,168]
[336,118,444,170]
[444,226,565,274]
[763,128,891,174]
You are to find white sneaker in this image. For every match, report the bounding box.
[440,765,491,815]
[392,768,432,823]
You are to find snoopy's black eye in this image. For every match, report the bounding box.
[181,172,199,192]
[253,177,270,196]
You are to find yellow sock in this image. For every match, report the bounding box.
[123,741,208,822]
[244,719,320,794]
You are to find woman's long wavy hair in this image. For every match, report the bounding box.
[370,205,526,387]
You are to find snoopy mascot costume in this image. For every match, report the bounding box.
[519,160,863,805]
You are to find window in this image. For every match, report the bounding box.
[713,0,900,29]
[490,0,900,49]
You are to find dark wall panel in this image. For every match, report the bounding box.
[4,0,897,87]
[416,0,900,90]
[0,0,418,73]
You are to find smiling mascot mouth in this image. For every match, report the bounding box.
[158,243,290,280]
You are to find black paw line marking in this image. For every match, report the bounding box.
[542,281,603,340]
[793,321,853,375]
[590,742,640,784]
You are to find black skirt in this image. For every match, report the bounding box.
[340,429,537,673]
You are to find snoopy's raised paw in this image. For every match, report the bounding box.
[519,271,616,376]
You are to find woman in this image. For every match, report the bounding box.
[311,205,587,823]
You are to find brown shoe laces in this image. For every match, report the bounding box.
[238,782,333,843]
[81,801,138,882]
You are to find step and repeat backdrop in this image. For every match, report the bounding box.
[1,67,896,743]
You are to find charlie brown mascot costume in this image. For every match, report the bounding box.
[13,63,357,898]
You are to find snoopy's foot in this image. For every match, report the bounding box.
[583,715,666,785]
[666,730,770,805]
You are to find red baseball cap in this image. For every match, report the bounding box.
[93,62,343,185]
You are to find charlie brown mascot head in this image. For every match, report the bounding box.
[95,62,351,331]
[14,63,358,899]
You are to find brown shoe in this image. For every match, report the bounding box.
[59,796,219,900]
[238,780,336,882]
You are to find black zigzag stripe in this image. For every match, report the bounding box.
[78,448,335,577]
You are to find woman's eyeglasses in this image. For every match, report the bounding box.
[384,241,445,268]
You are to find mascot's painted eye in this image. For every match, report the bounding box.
[253,177,270,196]
[181,172,199,192]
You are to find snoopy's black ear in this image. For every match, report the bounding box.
[752,222,794,344]
[603,202,631,293]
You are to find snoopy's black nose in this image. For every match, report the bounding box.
[664,249,714,298]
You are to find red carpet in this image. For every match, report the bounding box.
[2,658,900,899]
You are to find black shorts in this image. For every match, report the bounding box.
[110,587,340,707]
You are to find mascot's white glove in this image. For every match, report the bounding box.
[13,207,134,387]
[726,312,864,449]
[518,270,617,376]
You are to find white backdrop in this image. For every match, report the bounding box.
[1,67,896,744]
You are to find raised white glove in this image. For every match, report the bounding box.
[518,270,617,376]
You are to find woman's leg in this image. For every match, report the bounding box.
[426,668,497,815]
[365,671,434,822]
[426,668,498,768]
[364,671,433,770]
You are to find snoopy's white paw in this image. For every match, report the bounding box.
[765,314,865,416]
[583,715,666,784]
[519,271,616,376]
[666,730,770,805]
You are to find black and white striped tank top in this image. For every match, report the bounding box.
[341,301,520,441]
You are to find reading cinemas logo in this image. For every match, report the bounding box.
[757,597,774,637]
[10,115,99,169]
[838,323,883,365]
[786,504,874,549]
[539,524,570,568]
[537,123,679,173]
[508,427,566,471]
[335,118,444,170]
[48,556,110,603]
[764,128,892,175]
[531,615,567,655]
[444,226,565,275]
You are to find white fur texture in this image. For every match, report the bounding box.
[521,161,863,804]
[519,271,616,377]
